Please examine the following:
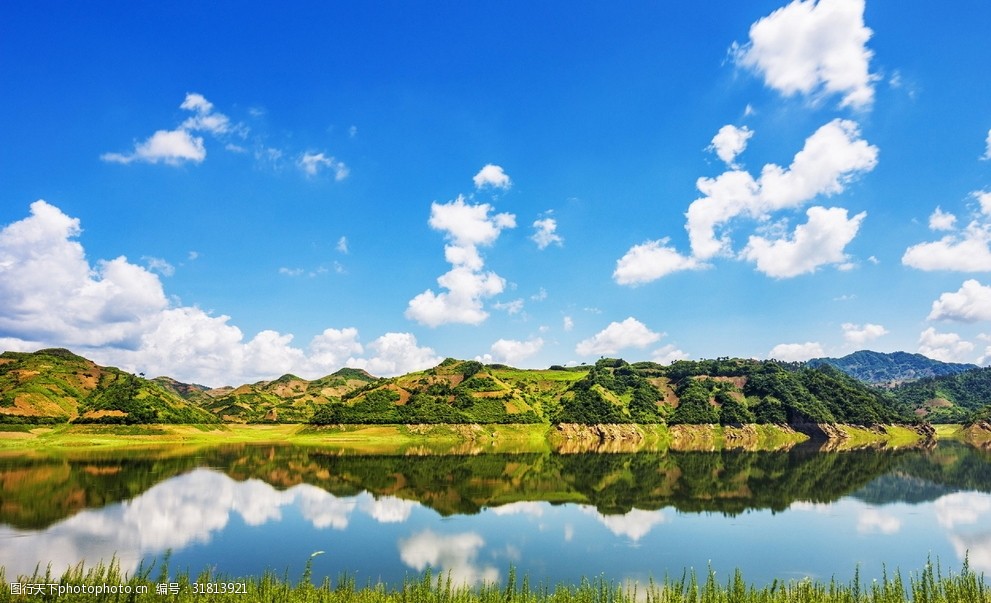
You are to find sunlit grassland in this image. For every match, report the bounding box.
[0,423,557,454]
[1,558,987,603]
[0,420,947,454]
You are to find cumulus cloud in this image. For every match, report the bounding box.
[651,344,689,365]
[345,332,441,377]
[614,119,876,285]
[732,0,875,109]
[531,218,563,249]
[478,338,544,366]
[406,196,516,327]
[708,124,754,166]
[690,119,876,260]
[0,201,439,386]
[842,322,888,344]
[575,317,661,356]
[928,280,991,322]
[741,206,866,278]
[918,327,974,363]
[768,342,824,361]
[298,152,349,180]
[473,164,512,189]
[985,129,991,160]
[929,207,958,231]
[102,93,239,165]
[903,216,991,272]
[613,239,705,285]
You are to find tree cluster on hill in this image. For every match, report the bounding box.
[890,368,991,422]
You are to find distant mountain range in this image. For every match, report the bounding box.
[808,350,978,385]
[1,348,989,426]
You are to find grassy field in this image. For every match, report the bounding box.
[0,423,557,454]
[1,558,987,603]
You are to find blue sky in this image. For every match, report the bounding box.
[2,0,991,385]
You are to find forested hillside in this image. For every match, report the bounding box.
[808,350,978,385]
[890,368,991,422]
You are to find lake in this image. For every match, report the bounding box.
[1,441,989,587]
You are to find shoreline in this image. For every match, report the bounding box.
[0,421,965,454]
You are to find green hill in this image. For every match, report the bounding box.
[808,350,978,385]
[890,367,991,422]
[1,349,922,426]
[0,349,217,424]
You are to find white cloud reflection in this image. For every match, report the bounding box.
[398,530,499,585]
[581,507,666,542]
[0,469,419,578]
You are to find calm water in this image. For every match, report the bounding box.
[1,442,989,586]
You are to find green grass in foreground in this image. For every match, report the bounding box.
[1,558,988,603]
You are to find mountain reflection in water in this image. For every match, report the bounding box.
[0,442,988,585]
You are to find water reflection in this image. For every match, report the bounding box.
[0,442,988,584]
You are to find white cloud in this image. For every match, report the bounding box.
[427,196,516,247]
[346,332,441,377]
[179,92,234,135]
[768,342,824,361]
[102,93,239,165]
[690,119,876,260]
[613,239,705,285]
[0,200,168,348]
[298,152,349,180]
[307,327,364,368]
[617,119,877,285]
[976,191,991,216]
[708,124,754,166]
[733,0,875,109]
[492,299,524,315]
[651,344,689,365]
[531,218,563,249]
[563,316,574,332]
[0,201,443,386]
[336,236,349,254]
[903,221,991,271]
[406,196,516,327]
[918,327,974,363]
[576,317,661,356]
[742,206,865,277]
[984,129,991,160]
[842,322,888,344]
[142,256,175,277]
[473,164,512,189]
[482,338,544,366]
[929,207,958,231]
[101,129,206,165]
[928,280,991,322]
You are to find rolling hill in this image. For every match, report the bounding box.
[0,348,216,424]
[0,348,955,427]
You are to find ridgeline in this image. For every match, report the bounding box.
[1,349,989,431]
